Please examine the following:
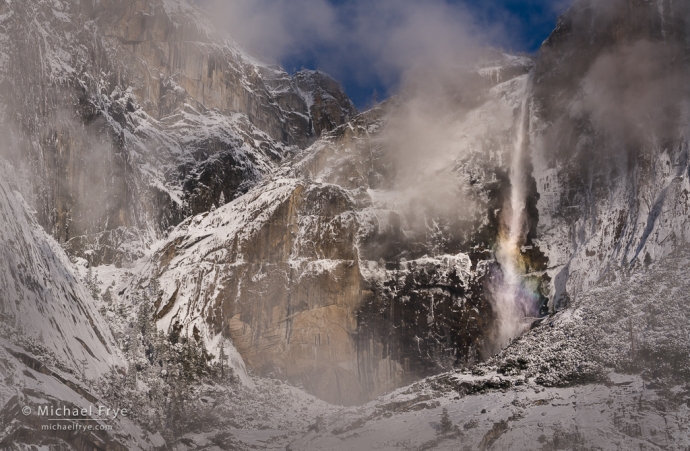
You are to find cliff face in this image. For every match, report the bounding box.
[93,0,357,148]
[135,0,690,406]
[530,0,690,306]
[94,0,307,147]
[293,70,358,138]
[1,0,688,423]
[0,0,356,267]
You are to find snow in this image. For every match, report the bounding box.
[291,377,689,450]
[0,159,121,379]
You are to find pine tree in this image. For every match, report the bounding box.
[137,296,153,338]
[85,266,101,300]
[644,252,653,268]
[103,286,113,304]
[77,357,89,381]
[149,276,161,301]
[439,407,453,435]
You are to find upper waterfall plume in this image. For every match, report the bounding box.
[491,74,539,352]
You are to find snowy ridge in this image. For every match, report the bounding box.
[0,340,159,450]
[476,52,535,86]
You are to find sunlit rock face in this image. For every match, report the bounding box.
[4,0,688,416]
[143,177,490,405]
[95,0,312,146]
[530,0,690,307]
[0,0,538,405]
[145,178,365,405]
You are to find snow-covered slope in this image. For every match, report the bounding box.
[0,159,137,448]
[290,374,689,451]
[0,0,356,267]
[0,153,338,448]
[0,160,119,377]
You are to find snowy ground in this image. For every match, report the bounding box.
[0,175,683,451]
[289,373,690,451]
[66,257,338,450]
[3,198,687,451]
[173,378,338,451]
[0,331,336,450]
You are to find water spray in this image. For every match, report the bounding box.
[491,76,541,351]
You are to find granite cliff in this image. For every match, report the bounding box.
[0,0,356,268]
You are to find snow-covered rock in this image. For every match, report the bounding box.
[0,0,356,268]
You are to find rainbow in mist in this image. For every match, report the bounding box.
[490,77,543,352]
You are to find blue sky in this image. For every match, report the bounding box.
[207,0,572,109]
[292,0,572,109]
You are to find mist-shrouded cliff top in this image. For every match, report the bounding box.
[0,0,688,449]
[0,0,359,266]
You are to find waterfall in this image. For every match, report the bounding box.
[491,76,537,351]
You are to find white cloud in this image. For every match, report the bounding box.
[206,0,510,94]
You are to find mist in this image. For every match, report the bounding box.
[5,0,690,448]
[576,40,690,150]
[201,0,574,203]
[204,0,571,106]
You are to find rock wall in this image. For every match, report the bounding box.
[0,0,356,266]
[530,0,690,305]
[293,70,358,138]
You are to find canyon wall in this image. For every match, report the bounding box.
[140,57,540,404]
[0,0,356,267]
[530,0,690,307]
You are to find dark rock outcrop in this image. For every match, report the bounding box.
[293,70,358,138]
